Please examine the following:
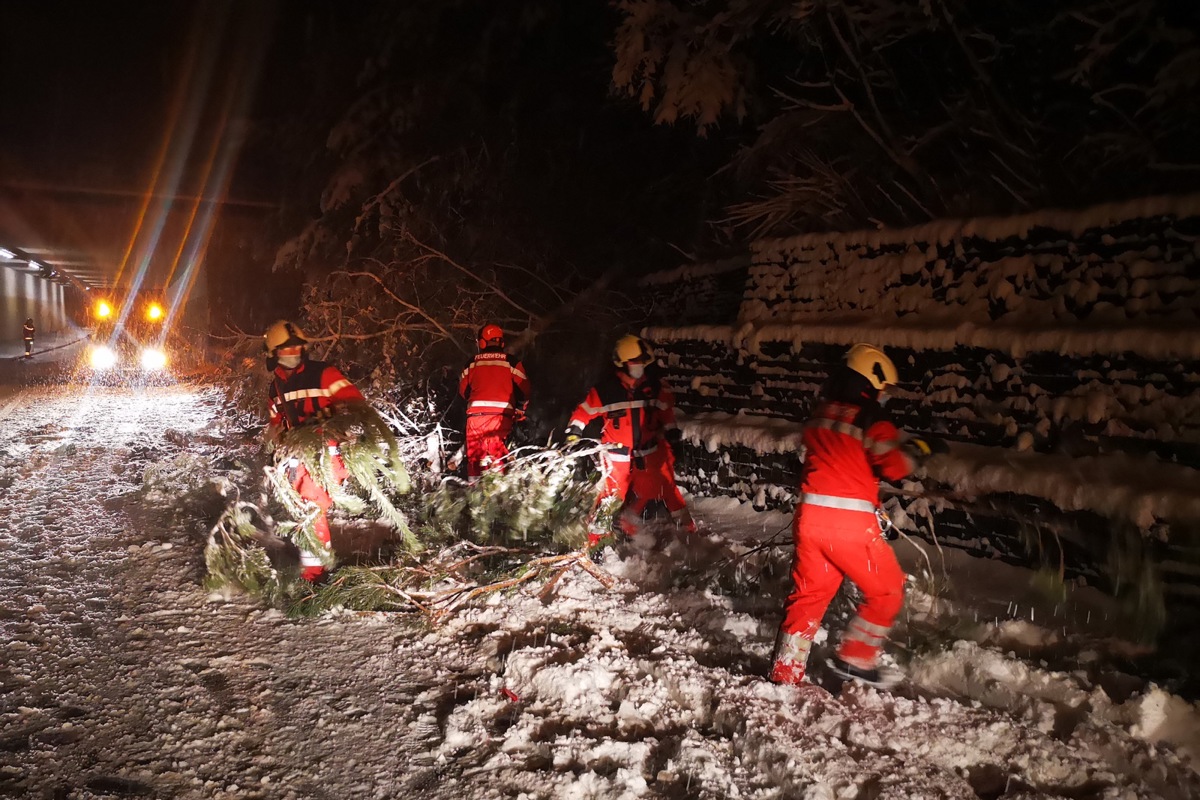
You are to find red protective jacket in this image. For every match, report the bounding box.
[567,369,677,458]
[268,359,364,430]
[799,399,914,509]
[459,349,530,417]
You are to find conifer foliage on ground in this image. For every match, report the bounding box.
[185,388,610,618]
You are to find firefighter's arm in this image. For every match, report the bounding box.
[565,388,600,441]
[266,398,287,448]
[657,384,678,428]
[267,392,283,429]
[863,418,916,480]
[458,365,471,399]
[511,357,531,407]
[324,366,365,404]
[658,386,682,444]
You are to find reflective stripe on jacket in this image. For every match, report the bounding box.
[459,349,530,416]
[567,369,676,456]
[799,400,914,508]
[268,359,364,430]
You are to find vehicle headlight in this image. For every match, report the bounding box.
[90,345,117,370]
[141,348,168,370]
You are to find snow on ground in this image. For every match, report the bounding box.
[1,383,1199,799]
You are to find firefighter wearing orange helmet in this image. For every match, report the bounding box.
[264,320,365,582]
[566,334,695,550]
[770,343,945,688]
[458,323,531,477]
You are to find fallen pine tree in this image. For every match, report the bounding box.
[203,440,613,619]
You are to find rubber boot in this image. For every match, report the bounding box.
[827,656,903,689]
[769,629,813,686]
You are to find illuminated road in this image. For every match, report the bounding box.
[0,385,458,799]
[2,385,1197,800]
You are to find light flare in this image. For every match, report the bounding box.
[141,347,168,370]
[89,345,117,370]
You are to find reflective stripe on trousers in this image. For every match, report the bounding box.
[298,550,325,568]
[839,615,893,669]
[773,629,813,666]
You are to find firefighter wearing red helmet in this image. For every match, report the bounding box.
[264,320,365,582]
[770,343,945,688]
[458,323,531,477]
[566,334,695,550]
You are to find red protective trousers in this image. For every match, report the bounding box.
[781,504,906,669]
[589,446,688,543]
[291,451,349,581]
[465,414,515,477]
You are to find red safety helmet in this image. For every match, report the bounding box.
[478,323,505,350]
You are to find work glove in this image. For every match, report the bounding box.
[904,435,948,460]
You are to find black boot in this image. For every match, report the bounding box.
[827,657,903,689]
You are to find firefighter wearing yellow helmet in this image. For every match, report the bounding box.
[770,343,946,689]
[566,334,695,553]
[264,320,365,582]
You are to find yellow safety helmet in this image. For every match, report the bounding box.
[613,334,654,367]
[845,343,898,391]
[264,320,309,353]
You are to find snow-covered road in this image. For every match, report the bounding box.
[1,384,1198,799]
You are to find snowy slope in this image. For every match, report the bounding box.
[2,384,1199,799]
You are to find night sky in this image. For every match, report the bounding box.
[3,1,1197,328]
[0,2,195,187]
[1,3,722,305]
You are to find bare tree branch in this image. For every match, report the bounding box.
[402,231,541,323]
[348,264,461,345]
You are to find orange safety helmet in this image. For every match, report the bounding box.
[478,323,505,350]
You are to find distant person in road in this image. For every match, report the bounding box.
[264,320,365,582]
[566,334,695,552]
[458,323,531,478]
[22,318,34,358]
[769,343,946,690]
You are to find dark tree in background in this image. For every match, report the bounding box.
[215,0,730,408]
[211,0,1199,403]
[612,0,1200,238]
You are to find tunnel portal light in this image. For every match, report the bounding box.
[0,248,14,260]
[146,302,164,321]
[28,260,41,270]
[95,300,113,319]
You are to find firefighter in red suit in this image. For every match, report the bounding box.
[566,335,695,549]
[458,324,531,477]
[770,343,945,688]
[264,320,365,582]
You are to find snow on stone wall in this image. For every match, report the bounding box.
[642,194,1200,601]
